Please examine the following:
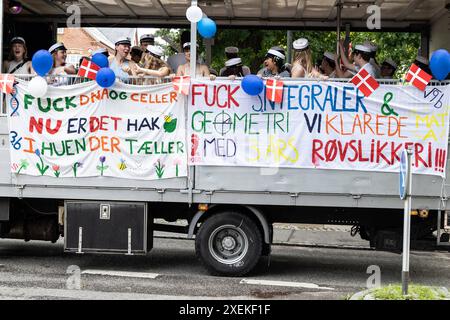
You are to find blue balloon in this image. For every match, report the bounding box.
[96,68,116,88]
[32,50,53,77]
[92,53,109,68]
[430,49,450,81]
[198,17,217,39]
[241,75,264,96]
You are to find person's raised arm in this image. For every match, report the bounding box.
[338,41,356,72]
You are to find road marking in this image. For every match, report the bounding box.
[240,279,334,291]
[81,270,159,279]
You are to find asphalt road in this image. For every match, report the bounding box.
[0,233,449,300]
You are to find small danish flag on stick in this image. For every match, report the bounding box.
[266,78,284,103]
[0,74,15,94]
[350,68,379,97]
[172,76,191,96]
[77,58,100,80]
[405,63,432,91]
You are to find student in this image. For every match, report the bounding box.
[176,42,210,77]
[320,52,337,78]
[337,43,377,78]
[48,42,76,85]
[364,41,381,79]
[167,31,190,74]
[139,34,155,65]
[219,47,251,76]
[380,58,397,79]
[135,45,170,78]
[108,37,137,82]
[257,47,290,78]
[220,58,246,79]
[130,46,143,64]
[3,37,33,75]
[291,38,325,79]
[48,42,76,76]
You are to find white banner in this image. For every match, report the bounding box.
[8,80,187,180]
[189,80,450,177]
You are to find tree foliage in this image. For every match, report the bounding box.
[156,28,421,78]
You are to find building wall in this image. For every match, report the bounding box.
[430,12,450,52]
[56,28,113,67]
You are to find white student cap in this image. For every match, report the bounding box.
[48,42,67,53]
[11,37,25,45]
[363,41,378,52]
[225,46,239,54]
[293,38,309,50]
[183,42,199,49]
[148,45,163,57]
[140,34,154,42]
[267,49,285,60]
[92,48,108,55]
[115,37,131,46]
[225,58,242,67]
[383,58,397,69]
[324,51,337,61]
[415,55,429,65]
[354,44,372,53]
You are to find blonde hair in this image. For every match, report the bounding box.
[293,47,313,76]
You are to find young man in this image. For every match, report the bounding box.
[167,31,190,74]
[320,52,337,78]
[219,47,251,76]
[257,47,290,78]
[336,43,377,78]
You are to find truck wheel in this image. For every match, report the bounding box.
[195,212,263,276]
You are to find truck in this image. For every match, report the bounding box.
[0,0,449,277]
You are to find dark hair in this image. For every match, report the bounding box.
[354,50,371,62]
[221,65,244,77]
[225,52,238,59]
[324,57,336,69]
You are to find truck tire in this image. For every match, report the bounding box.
[195,211,263,276]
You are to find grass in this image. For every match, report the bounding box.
[368,284,449,300]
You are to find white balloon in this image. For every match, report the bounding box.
[28,76,48,98]
[186,6,203,23]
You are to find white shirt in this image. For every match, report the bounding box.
[7,60,30,75]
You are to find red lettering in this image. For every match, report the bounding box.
[29,116,43,134]
[45,119,62,135]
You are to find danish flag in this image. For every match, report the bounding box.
[172,76,191,96]
[266,78,284,103]
[0,74,15,94]
[77,58,100,80]
[350,68,379,97]
[405,63,432,91]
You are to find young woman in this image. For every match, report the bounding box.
[135,46,170,78]
[48,42,76,76]
[3,37,33,75]
[291,38,326,79]
[48,42,76,85]
[176,43,210,77]
[108,37,137,82]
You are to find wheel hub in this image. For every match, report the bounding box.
[222,236,236,250]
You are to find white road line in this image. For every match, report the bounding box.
[240,279,334,291]
[82,270,159,279]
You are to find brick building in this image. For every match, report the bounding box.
[57,27,138,67]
